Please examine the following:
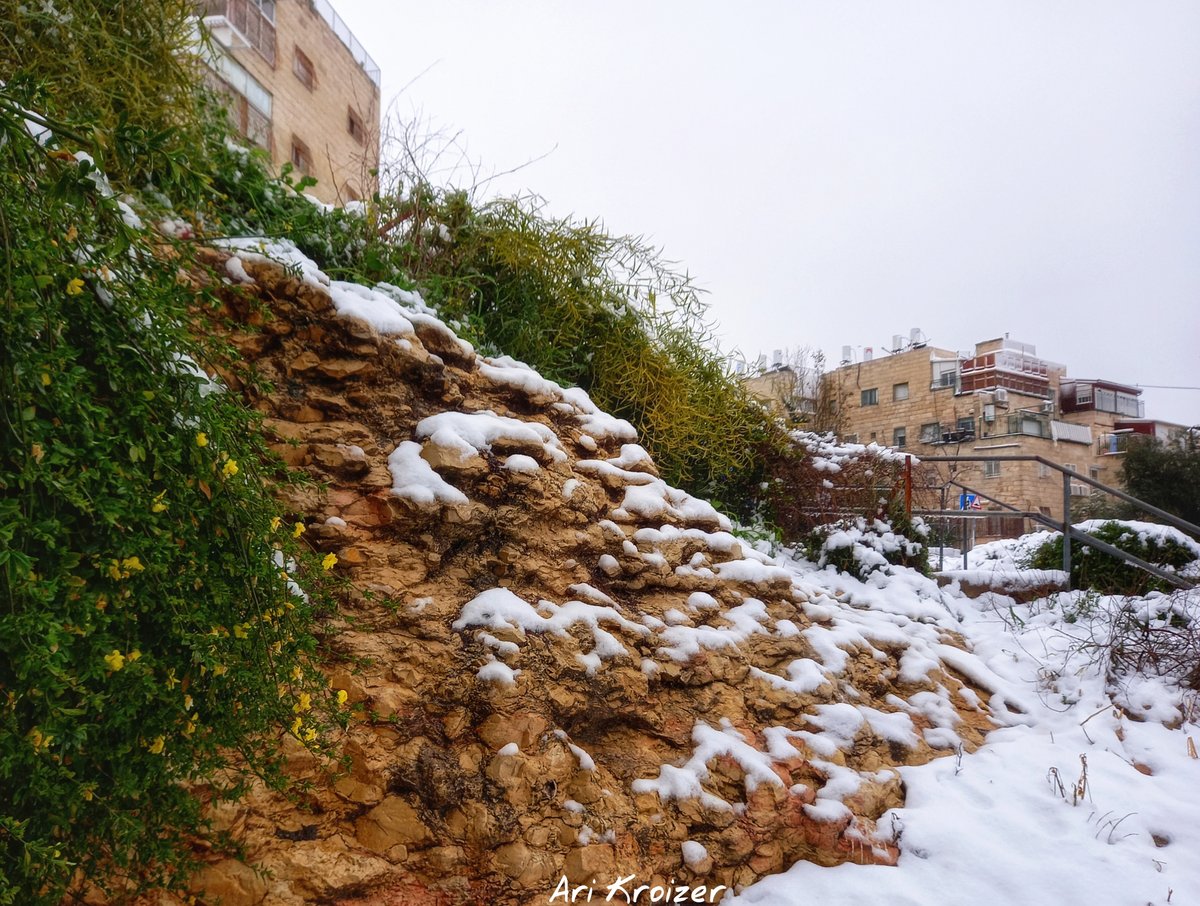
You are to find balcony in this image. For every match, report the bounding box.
[200,0,276,67]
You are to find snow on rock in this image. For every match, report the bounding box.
[387,440,469,507]
[182,245,1200,906]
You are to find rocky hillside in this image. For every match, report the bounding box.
[171,242,1013,906]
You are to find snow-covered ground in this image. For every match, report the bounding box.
[735,535,1200,906]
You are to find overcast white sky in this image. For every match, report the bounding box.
[333,0,1199,425]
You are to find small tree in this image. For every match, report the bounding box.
[1121,434,1200,532]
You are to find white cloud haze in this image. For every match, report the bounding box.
[334,0,1199,424]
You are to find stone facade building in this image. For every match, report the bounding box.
[745,335,1183,542]
[199,0,380,205]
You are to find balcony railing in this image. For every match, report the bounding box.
[200,0,276,67]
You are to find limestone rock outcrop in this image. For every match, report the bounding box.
[170,244,1007,905]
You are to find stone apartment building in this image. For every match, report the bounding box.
[199,0,380,205]
[748,334,1183,542]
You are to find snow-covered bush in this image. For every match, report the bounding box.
[805,513,930,580]
[1026,520,1200,594]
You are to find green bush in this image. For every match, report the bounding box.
[0,91,336,904]
[1026,521,1198,594]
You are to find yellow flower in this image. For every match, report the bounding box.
[292,522,306,539]
[270,516,282,532]
[291,666,303,681]
[302,727,317,743]
[121,556,144,573]
[147,736,165,755]
[104,650,126,672]
[321,553,338,571]
[233,623,248,639]
[221,459,239,479]
[294,692,312,713]
[195,432,208,447]
[336,689,348,706]
[184,715,199,736]
[66,277,85,295]
[81,787,94,801]
[40,372,51,387]
[290,716,303,736]
[151,492,168,513]
[212,664,228,677]
[165,668,179,689]
[126,649,141,663]
[28,728,52,752]
[183,694,193,711]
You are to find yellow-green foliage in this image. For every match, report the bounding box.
[422,196,771,502]
[0,0,211,192]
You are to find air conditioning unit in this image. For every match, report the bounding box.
[983,403,996,423]
[1070,482,1091,497]
[1041,401,1054,414]
[995,388,1009,405]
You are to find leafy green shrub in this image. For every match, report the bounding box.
[0,93,336,905]
[1026,521,1200,594]
[403,194,773,507]
[0,0,212,194]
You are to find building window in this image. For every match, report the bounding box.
[919,422,941,444]
[1075,385,1093,406]
[893,427,906,448]
[293,48,316,90]
[861,388,878,406]
[1088,465,1100,481]
[290,137,312,175]
[893,382,909,401]
[1063,462,1077,473]
[347,107,366,144]
[957,416,976,437]
[844,434,859,444]
[932,360,959,389]
[984,460,1001,478]
[1038,463,1052,479]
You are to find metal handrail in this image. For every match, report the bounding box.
[917,454,1200,538]
[913,454,1198,590]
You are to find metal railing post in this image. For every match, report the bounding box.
[1062,472,1072,587]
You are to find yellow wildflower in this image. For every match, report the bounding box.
[184,715,198,736]
[151,492,168,513]
[336,689,348,706]
[291,666,303,681]
[66,277,85,295]
[212,664,228,677]
[290,716,302,736]
[41,372,51,387]
[65,225,78,242]
[147,736,165,755]
[126,649,141,662]
[292,522,306,538]
[28,728,52,752]
[221,459,239,479]
[104,650,126,672]
[120,556,144,573]
[294,692,312,713]
[321,553,337,571]
[165,668,179,689]
[302,727,317,743]
[270,516,282,532]
[233,623,248,639]
[183,694,193,711]
[81,787,93,801]
[195,432,208,447]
